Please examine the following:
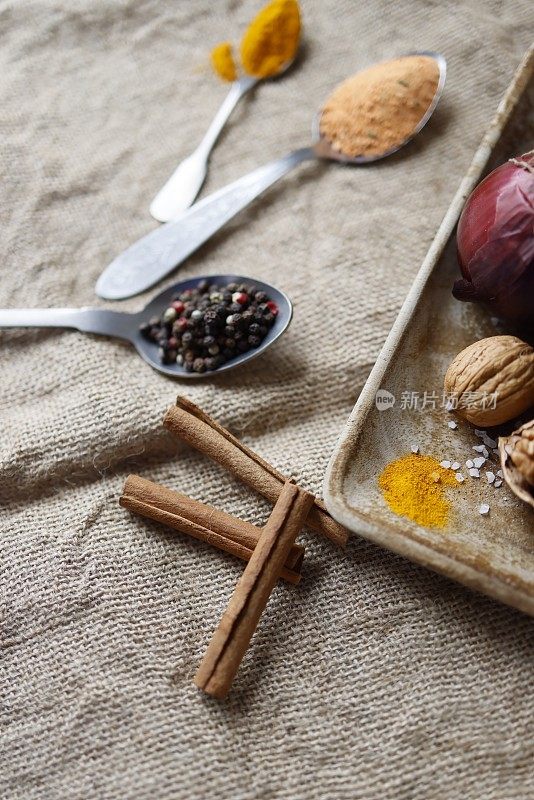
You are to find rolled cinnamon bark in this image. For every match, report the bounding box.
[194,480,314,698]
[120,475,304,584]
[163,397,348,548]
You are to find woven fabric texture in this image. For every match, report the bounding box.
[1,1,533,798]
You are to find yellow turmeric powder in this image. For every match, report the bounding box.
[211,42,238,83]
[379,453,457,529]
[240,0,301,79]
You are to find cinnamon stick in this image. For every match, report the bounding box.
[163,397,348,548]
[120,475,304,584]
[194,480,314,698]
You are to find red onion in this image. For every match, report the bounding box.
[453,151,534,322]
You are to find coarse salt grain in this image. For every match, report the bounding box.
[440,460,451,469]
[411,445,420,454]
[455,472,465,482]
[469,468,480,478]
[475,430,498,448]
[451,462,461,471]
[479,503,490,515]
[473,456,486,469]
[448,421,458,429]
[466,459,474,469]
[496,469,503,478]
[473,445,486,453]
[494,479,503,488]
[486,471,495,484]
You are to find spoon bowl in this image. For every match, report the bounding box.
[0,275,293,380]
[133,275,293,378]
[311,50,447,164]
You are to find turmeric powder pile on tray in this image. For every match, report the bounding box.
[211,0,301,83]
[320,55,440,158]
[379,453,458,528]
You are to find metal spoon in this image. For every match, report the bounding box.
[150,75,258,222]
[150,53,298,222]
[0,275,293,379]
[97,52,446,301]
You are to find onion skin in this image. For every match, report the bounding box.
[453,151,534,323]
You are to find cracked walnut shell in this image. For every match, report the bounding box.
[444,335,534,426]
[499,420,534,509]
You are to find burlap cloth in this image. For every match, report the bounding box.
[1,2,533,798]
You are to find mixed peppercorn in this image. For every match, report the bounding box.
[139,280,278,373]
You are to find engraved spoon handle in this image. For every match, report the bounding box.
[97,146,315,300]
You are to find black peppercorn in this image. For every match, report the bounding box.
[142,278,278,373]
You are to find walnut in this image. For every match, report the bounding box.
[444,335,534,426]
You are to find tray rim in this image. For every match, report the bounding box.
[323,45,534,617]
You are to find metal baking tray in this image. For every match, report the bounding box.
[324,47,534,616]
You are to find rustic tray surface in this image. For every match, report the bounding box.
[324,49,534,616]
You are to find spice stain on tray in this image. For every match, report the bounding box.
[379,453,458,528]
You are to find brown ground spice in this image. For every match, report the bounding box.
[320,55,440,158]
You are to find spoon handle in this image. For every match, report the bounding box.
[150,76,258,222]
[0,308,134,340]
[97,146,315,300]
